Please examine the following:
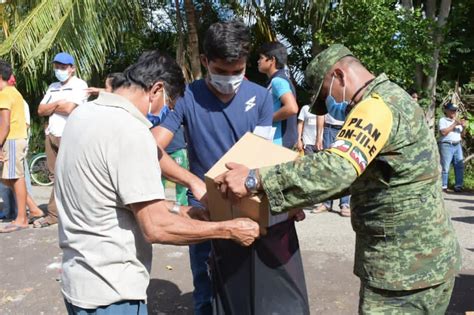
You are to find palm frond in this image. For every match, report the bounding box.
[0,0,143,93]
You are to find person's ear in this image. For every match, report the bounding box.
[333,68,345,87]
[149,81,164,101]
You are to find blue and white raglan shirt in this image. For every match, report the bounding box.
[161,79,273,185]
[267,70,298,148]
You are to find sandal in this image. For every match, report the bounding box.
[0,223,29,233]
[311,204,330,214]
[28,214,46,225]
[32,216,57,228]
[340,205,351,217]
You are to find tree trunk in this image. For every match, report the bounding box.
[424,0,452,129]
[400,0,413,9]
[174,0,191,82]
[184,0,201,81]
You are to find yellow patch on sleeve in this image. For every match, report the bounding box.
[327,94,393,175]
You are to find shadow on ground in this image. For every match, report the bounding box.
[447,274,474,314]
[147,279,193,315]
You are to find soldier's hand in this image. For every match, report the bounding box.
[214,162,252,201]
[226,218,259,246]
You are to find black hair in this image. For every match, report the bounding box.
[258,42,288,69]
[0,59,12,81]
[113,50,185,101]
[203,20,250,62]
[106,72,122,81]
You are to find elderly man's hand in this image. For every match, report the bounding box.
[225,218,260,246]
[214,162,252,200]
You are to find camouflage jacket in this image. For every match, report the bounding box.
[260,74,461,290]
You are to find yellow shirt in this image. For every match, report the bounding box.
[0,86,27,139]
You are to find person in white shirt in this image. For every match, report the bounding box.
[312,112,351,217]
[57,50,258,314]
[296,105,318,154]
[35,52,88,228]
[438,102,466,192]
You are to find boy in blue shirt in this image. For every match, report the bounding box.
[154,21,308,315]
[257,42,299,148]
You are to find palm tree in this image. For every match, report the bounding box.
[0,0,143,93]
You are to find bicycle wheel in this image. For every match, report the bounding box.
[29,153,53,186]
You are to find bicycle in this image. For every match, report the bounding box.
[29,152,53,186]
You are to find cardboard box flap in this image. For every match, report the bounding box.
[205,132,298,179]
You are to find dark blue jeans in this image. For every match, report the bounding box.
[323,126,350,208]
[188,196,212,315]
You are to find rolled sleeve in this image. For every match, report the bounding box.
[112,130,165,205]
[260,151,357,213]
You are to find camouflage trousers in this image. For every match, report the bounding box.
[359,277,455,314]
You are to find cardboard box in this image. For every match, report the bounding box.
[205,132,300,228]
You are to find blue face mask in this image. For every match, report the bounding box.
[325,75,348,121]
[147,88,170,128]
[147,104,170,128]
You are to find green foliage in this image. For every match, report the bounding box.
[0,0,143,95]
[316,0,434,88]
[448,164,474,191]
[27,117,46,157]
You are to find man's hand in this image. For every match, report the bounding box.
[296,139,304,152]
[225,218,260,246]
[293,209,306,222]
[316,138,323,151]
[189,179,208,207]
[85,87,103,96]
[179,206,210,221]
[214,162,252,200]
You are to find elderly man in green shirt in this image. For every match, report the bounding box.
[215,44,461,314]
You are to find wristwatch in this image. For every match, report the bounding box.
[245,169,259,194]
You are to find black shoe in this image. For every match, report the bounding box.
[454,187,463,192]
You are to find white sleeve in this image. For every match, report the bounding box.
[438,117,450,130]
[298,105,308,121]
[111,130,165,205]
[70,79,89,106]
[40,85,54,104]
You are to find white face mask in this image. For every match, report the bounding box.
[54,69,70,82]
[208,70,245,95]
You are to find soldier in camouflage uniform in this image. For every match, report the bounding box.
[215,44,461,314]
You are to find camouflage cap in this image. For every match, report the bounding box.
[305,44,353,115]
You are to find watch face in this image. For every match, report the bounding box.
[246,177,256,189]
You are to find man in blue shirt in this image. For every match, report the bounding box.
[257,42,299,148]
[154,21,308,315]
